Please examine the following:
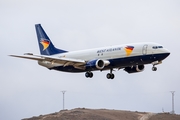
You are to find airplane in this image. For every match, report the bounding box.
[10,24,170,79]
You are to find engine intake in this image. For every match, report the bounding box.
[96,59,104,69]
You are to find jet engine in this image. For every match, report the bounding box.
[86,59,106,70]
[124,65,145,73]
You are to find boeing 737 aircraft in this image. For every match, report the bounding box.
[10,24,170,79]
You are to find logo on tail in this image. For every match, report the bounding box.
[124,46,134,56]
[40,39,50,51]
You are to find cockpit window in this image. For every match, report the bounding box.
[152,46,158,49]
[152,46,163,49]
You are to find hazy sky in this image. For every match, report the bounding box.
[1,0,180,120]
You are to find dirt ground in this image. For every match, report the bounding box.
[22,108,180,120]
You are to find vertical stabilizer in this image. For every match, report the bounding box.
[35,24,67,55]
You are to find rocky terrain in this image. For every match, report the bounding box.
[23,108,180,120]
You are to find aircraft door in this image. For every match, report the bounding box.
[142,44,148,55]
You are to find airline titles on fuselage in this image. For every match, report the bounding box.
[97,47,122,53]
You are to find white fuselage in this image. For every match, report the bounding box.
[38,42,169,70]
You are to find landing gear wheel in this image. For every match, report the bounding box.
[107,73,111,79]
[85,72,89,78]
[111,74,115,79]
[106,73,115,79]
[152,66,157,71]
[106,69,115,79]
[89,72,93,78]
[85,71,93,78]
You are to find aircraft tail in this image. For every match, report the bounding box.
[35,24,67,55]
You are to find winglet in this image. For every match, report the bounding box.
[35,24,67,55]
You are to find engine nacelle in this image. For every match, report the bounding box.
[124,65,145,73]
[86,59,105,70]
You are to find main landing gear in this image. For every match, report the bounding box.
[85,71,93,78]
[85,69,115,79]
[106,69,115,79]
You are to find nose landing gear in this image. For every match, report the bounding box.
[151,61,162,71]
[152,66,157,71]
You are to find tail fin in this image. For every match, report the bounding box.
[35,24,67,55]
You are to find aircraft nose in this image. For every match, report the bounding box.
[164,49,170,58]
[163,48,170,55]
[162,48,170,58]
[167,52,170,57]
[165,52,170,57]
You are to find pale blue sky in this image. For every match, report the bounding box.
[0,0,180,120]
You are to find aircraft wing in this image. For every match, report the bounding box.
[10,54,86,69]
[10,54,44,61]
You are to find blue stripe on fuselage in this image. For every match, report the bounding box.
[50,53,170,73]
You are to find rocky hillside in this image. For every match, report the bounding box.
[22,108,180,120]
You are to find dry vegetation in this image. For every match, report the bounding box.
[23,108,180,120]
